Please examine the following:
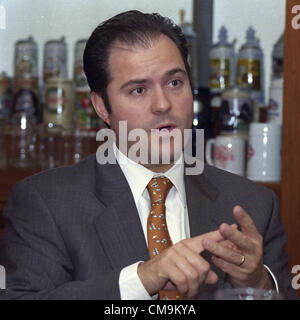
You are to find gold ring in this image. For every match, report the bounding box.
[238,255,245,266]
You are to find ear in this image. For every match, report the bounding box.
[91,92,111,126]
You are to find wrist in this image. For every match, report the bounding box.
[255,267,275,290]
[137,261,159,296]
[230,265,275,290]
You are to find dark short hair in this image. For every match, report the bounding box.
[83,10,190,113]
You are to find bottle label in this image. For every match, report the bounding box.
[236,59,261,91]
[209,58,231,90]
[75,90,99,130]
[45,87,66,114]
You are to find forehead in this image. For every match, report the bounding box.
[107,35,186,82]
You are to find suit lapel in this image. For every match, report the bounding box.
[93,159,149,270]
[184,167,220,237]
[184,166,228,292]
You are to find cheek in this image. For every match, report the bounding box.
[108,91,149,125]
[109,106,148,132]
[176,94,193,120]
[186,94,194,116]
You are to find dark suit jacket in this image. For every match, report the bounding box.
[0,154,297,299]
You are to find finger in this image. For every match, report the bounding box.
[184,230,224,253]
[171,246,210,298]
[205,270,219,285]
[184,248,219,286]
[219,223,255,253]
[202,238,245,266]
[219,240,244,255]
[176,258,202,298]
[219,240,238,250]
[166,263,189,296]
[233,206,260,237]
[219,224,239,252]
[173,243,214,296]
[211,256,245,278]
[163,280,177,291]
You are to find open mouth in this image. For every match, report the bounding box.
[156,123,176,132]
[159,126,173,131]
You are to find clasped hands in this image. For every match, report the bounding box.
[138,205,274,299]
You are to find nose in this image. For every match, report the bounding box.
[151,87,171,114]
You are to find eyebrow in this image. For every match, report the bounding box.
[165,68,187,77]
[119,68,187,90]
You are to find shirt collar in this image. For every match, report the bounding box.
[113,142,186,206]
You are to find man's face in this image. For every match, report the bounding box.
[94,34,193,169]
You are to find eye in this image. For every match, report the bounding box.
[169,79,182,88]
[131,87,145,96]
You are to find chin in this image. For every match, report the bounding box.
[149,141,182,166]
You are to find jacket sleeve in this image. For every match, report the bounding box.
[261,191,298,300]
[0,180,121,300]
[220,189,298,300]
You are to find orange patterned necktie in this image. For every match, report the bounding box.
[146,176,183,300]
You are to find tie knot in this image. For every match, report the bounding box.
[147,177,173,205]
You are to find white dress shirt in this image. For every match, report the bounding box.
[114,143,189,300]
[113,144,279,299]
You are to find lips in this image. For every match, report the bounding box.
[155,122,177,131]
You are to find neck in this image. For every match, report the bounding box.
[142,162,175,173]
[114,141,183,173]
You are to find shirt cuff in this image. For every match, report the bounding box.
[264,264,279,293]
[119,261,156,300]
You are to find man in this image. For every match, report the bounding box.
[0,10,296,300]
